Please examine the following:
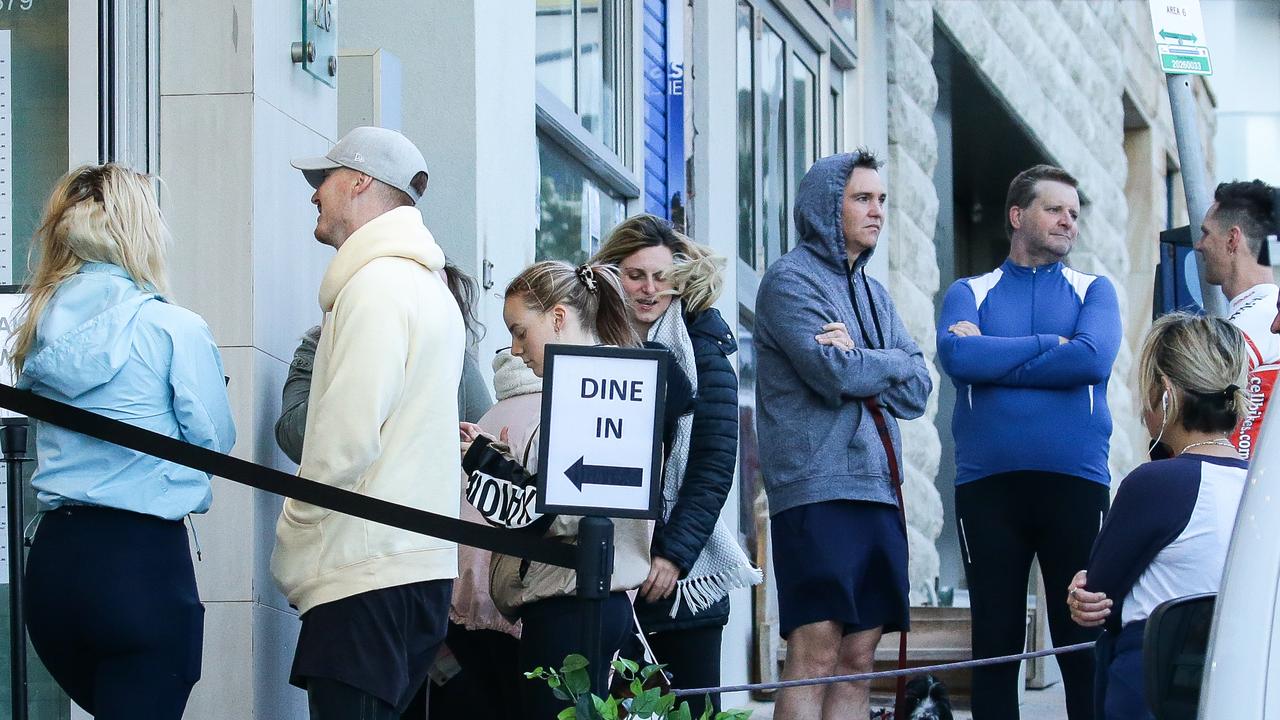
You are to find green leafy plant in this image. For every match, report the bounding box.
[525,654,753,720]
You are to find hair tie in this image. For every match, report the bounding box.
[576,264,598,293]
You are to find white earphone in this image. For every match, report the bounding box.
[1149,388,1171,453]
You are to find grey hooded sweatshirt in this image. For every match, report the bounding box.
[754,152,932,515]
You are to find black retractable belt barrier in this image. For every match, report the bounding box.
[3,416,30,720]
[0,383,577,570]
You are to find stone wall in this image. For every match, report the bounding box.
[883,0,1215,601]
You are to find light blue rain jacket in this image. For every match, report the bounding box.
[17,263,236,520]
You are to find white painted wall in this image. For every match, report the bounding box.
[1203,0,1280,184]
[342,0,538,378]
[690,0,752,708]
[159,0,335,716]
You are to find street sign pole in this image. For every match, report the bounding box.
[1167,72,1227,316]
[1149,0,1227,316]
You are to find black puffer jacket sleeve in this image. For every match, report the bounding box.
[651,307,739,574]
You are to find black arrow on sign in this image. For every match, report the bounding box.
[565,456,643,491]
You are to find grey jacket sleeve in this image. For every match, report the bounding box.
[274,326,321,465]
[877,300,932,421]
[756,269,915,405]
[457,349,494,424]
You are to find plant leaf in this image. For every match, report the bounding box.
[556,708,576,720]
[565,667,592,696]
[575,693,599,720]
[562,654,591,672]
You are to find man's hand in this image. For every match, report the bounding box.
[816,322,855,351]
[948,321,982,337]
[639,556,681,603]
[1067,569,1111,627]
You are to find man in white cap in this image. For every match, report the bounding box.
[270,126,465,719]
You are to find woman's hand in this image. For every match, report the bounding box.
[1067,569,1111,627]
[639,556,681,603]
[459,422,490,458]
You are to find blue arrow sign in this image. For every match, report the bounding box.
[565,456,643,491]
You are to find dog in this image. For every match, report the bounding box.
[901,675,954,720]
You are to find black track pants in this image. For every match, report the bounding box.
[956,471,1109,720]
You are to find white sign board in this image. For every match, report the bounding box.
[0,291,24,584]
[1149,0,1212,75]
[1,30,13,283]
[537,345,666,519]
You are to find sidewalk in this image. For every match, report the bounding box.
[742,681,1069,719]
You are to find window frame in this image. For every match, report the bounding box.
[534,0,640,204]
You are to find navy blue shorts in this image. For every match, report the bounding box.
[291,579,452,713]
[771,499,909,638]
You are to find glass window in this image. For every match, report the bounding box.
[536,134,625,264]
[578,0,619,152]
[536,0,625,156]
[830,86,840,154]
[2,3,69,286]
[791,54,815,210]
[832,0,856,39]
[535,0,576,111]
[736,2,756,268]
[760,22,785,265]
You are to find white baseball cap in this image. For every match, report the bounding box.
[290,126,430,203]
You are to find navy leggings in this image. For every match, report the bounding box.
[25,506,204,720]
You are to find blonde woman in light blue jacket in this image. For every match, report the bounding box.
[12,164,235,720]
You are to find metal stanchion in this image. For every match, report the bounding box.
[576,516,615,697]
[3,415,30,720]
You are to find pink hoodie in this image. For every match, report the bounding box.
[449,351,542,636]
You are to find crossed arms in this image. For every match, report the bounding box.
[936,277,1121,389]
[757,270,931,419]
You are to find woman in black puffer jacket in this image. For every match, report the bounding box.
[592,215,761,716]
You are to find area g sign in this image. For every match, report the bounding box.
[1149,0,1212,76]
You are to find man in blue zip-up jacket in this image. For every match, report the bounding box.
[938,165,1120,720]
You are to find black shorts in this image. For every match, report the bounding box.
[771,499,909,638]
[290,579,452,713]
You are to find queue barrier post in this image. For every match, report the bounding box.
[575,516,615,697]
[3,416,30,720]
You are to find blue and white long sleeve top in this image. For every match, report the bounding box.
[937,259,1121,486]
[1085,454,1247,633]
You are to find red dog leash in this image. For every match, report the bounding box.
[865,397,910,719]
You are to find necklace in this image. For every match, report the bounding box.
[1179,438,1236,455]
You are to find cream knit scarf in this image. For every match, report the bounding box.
[650,300,762,617]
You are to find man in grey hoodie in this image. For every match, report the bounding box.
[755,149,931,720]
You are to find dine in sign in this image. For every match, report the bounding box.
[536,345,666,519]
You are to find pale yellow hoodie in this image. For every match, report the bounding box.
[271,206,465,614]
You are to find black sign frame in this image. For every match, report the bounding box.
[535,344,666,520]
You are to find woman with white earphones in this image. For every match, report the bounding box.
[1066,312,1251,720]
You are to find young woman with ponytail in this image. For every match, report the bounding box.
[13,164,235,718]
[458,260,692,718]
[591,215,761,716]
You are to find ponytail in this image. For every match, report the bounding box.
[505,261,641,348]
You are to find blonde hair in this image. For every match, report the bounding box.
[10,164,170,374]
[505,261,641,348]
[1138,312,1250,433]
[591,213,726,314]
